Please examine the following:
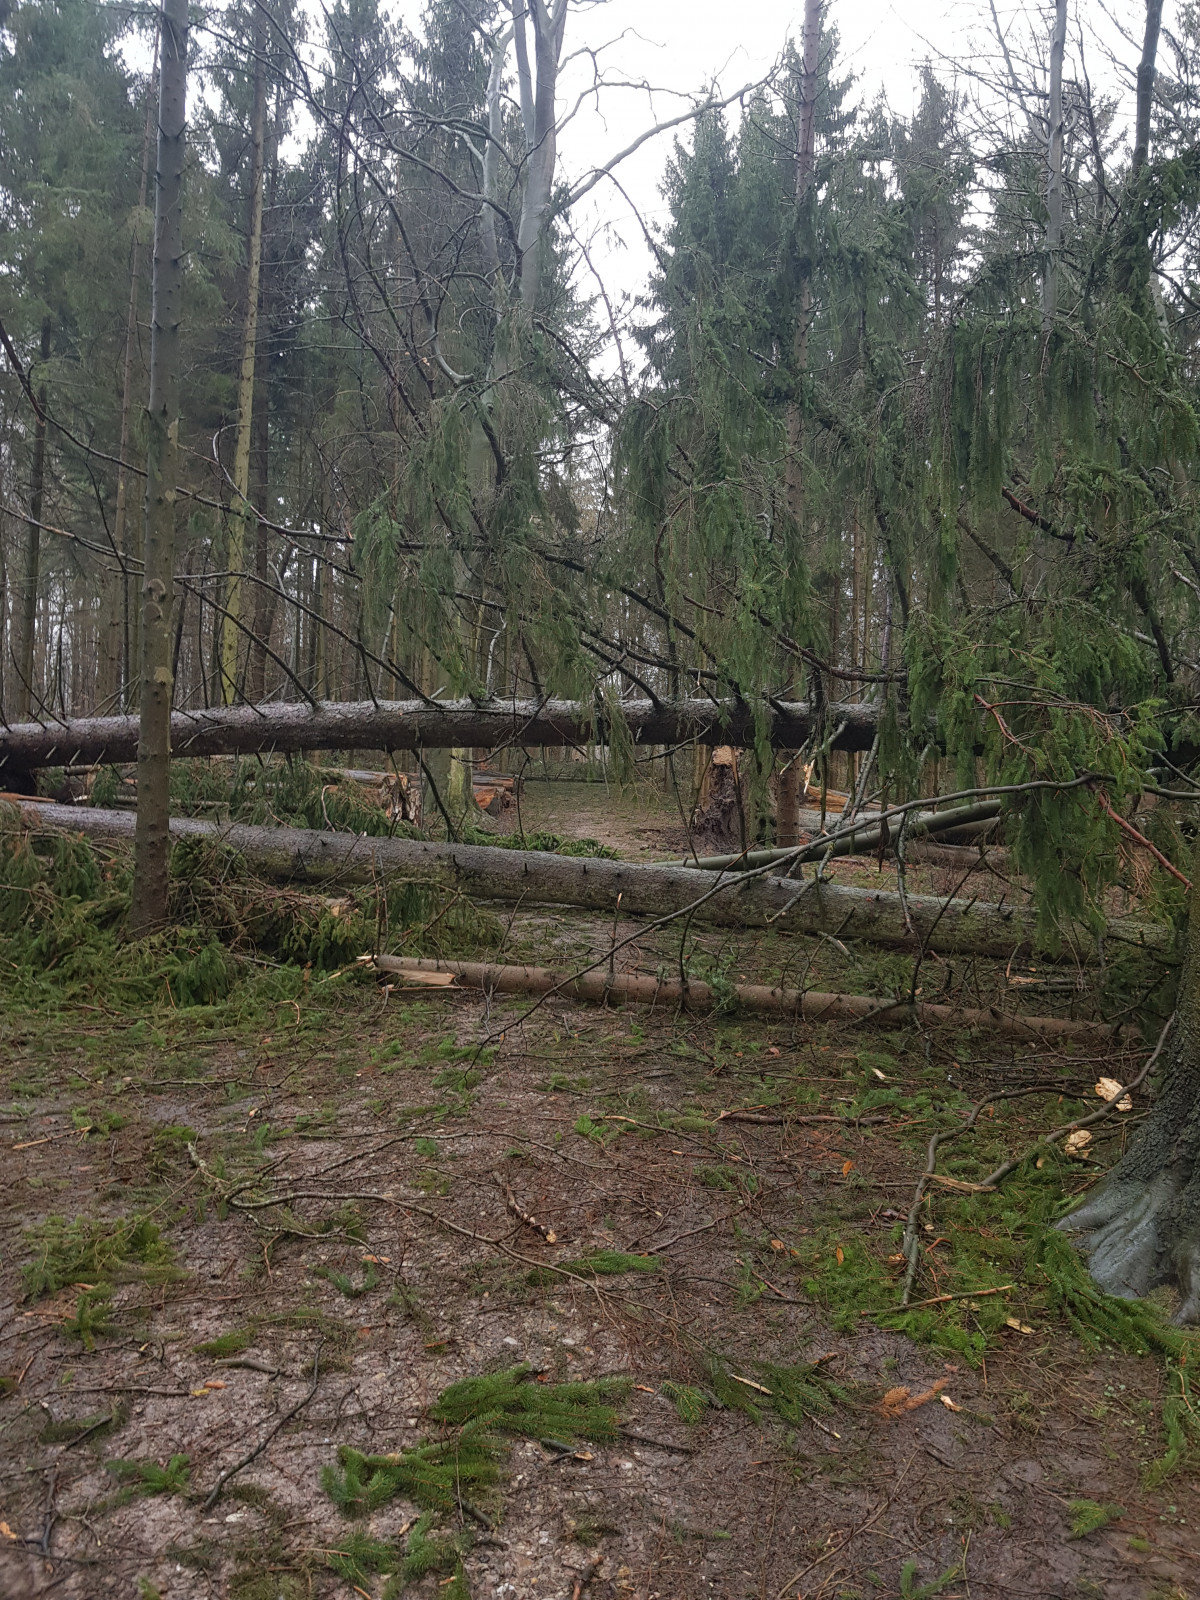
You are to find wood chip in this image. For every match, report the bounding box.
[877,1377,950,1418]
[1095,1077,1133,1111]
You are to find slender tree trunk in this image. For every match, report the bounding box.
[1041,0,1067,331]
[245,79,281,706]
[778,0,822,846]
[17,320,51,718]
[109,40,158,711]
[128,0,188,937]
[1132,0,1164,173]
[219,3,268,704]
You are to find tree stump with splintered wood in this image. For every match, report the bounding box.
[1059,839,1200,1324]
[692,746,746,851]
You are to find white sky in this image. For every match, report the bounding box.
[535,0,1158,309]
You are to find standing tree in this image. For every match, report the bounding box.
[217,0,269,704]
[129,0,188,935]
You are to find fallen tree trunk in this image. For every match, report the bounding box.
[372,955,1137,1047]
[9,800,1169,961]
[684,800,1003,871]
[0,696,881,776]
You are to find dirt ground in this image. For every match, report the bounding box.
[2,972,1197,1600]
[1,778,1194,1600]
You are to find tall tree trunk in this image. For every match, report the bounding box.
[1117,0,1166,303]
[218,2,268,704]
[17,319,51,719]
[778,0,822,847]
[108,40,158,711]
[511,0,566,313]
[245,77,282,706]
[1041,0,1067,331]
[128,0,188,937]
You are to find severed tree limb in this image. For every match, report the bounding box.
[374,955,1139,1048]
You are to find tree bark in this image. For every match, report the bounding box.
[107,40,158,712]
[511,0,567,312]
[13,801,1168,962]
[778,0,822,849]
[372,954,1134,1048]
[0,696,882,772]
[219,1,268,704]
[16,319,51,719]
[1132,0,1164,174]
[128,0,188,936]
[1060,839,1200,1324]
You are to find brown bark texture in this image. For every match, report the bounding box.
[128,0,187,936]
[373,954,1136,1048]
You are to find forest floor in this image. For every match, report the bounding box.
[1,781,1196,1600]
[3,982,1198,1600]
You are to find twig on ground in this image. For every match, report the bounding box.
[864,1284,1014,1315]
[496,1172,559,1242]
[201,1341,322,1511]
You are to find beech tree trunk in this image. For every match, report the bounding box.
[15,801,1169,962]
[1060,836,1200,1324]
[128,0,187,936]
[0,695,882,773]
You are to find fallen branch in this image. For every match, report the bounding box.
[1096,790,1193,890]
[496,1172,559,1242]
[862,1283,1014,1315]
[683,798,1003,872]
[201,1341,322,1511]
[373,955,1139,1047]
